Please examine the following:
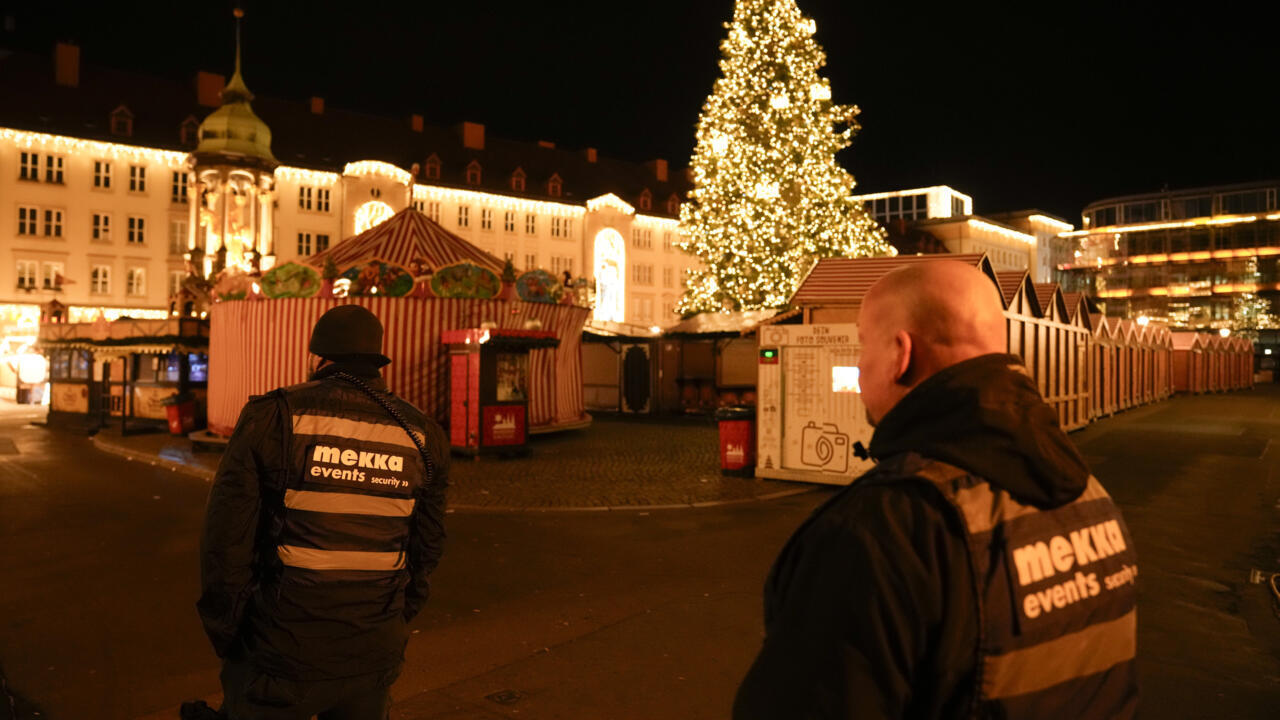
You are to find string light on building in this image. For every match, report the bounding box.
[275,166,340,186]
[585,193,636,215]
[413,184,585,218]
[0,128,188,168]
[342,160,413,186]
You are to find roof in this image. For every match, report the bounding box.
[995,270,1029,305]
[789,254,991,307]
[308,207,504,273]
[0,47,690,215]
[1061,292,1083,318]
[1033,283,1061,313]
[664,310,778,337]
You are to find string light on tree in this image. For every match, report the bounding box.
[678,0,893,313]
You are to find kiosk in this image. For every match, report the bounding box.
[443,328,560,455]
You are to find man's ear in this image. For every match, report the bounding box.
[892,329,913,385]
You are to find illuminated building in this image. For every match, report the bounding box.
[1059,181,1280,331]
[851,186,1069,281]
[0,36,697,356]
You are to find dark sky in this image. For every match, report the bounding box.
[11,1,1279,221]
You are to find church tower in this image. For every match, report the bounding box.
[187,8,278,277]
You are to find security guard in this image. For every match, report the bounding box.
[199,305,448,719]
[735,261,1138,719]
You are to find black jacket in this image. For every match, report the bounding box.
[197,362,449,679]
[734,354,1093,719]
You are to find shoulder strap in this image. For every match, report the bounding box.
[331,371,437,488]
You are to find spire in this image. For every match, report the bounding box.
[222,7,253,103]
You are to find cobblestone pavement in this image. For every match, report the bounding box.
[89,413,806,510]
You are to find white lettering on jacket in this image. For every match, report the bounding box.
[312,444,408,473]
[1012,519,1128,586]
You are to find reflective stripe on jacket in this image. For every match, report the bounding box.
[918,461,1139,718]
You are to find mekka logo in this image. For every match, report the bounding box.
[312,445,406,472]
[307,444,411,490]
[1010,519,1135,620]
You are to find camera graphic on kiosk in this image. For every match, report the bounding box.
[800,421,850,473]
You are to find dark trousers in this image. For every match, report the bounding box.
[220,658,399,720]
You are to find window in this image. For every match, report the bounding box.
[43,209,63,237]
[180,116,199,146]
[169,270,185,297]
[317,188,330,212]
[631,228,653,250]
[525,214,536,234]
[525,253,537,270]
[41,262,64,290]
[316,234,330,253]
[457,205,470,228]
[663,231,673,252]
[299,186,313,210]
[551,217,562,238]
[951,195,966,217]
[425,201,440,222]
[551,256,574,275]
[564,218,573,237]
[466,161,482,185]
[19,152,38,180]
[171,171,188,203]
[17,206,37,235]
[110,106,133,137]
[481,208,493,231]
[297,232,314,256]
[639,189,652,211]
[503,211,516,233]
[44,155,64,184]
[663,297,674,318]
[91,265,111,294]
[127,216,146,244]
[94,160,111,188]
[129,165,146,192]
[169,219,188,255]
[631,264,654,285]
[663,267,674,288]
[667,194,680,215]
[93,213,112,242]
[16,261,37,290]
[126,267,146,296]
[424,155,440,180]
[547,174,562,197]
[503,251,515,263]
[511,169,526,192]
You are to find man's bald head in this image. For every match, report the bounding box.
[858,261,1007,424]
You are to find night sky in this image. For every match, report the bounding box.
[9,1,1278,222]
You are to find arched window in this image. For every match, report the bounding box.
[465,160,482,185]
[179,116,199,146]
[511,168,526,192]
[424,154,441,180]
[638,189,652,212]
[547,173,563,198]
[593,228,626,323]
[110,105,134,137]
[667,194,681,216]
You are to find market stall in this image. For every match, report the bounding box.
[205,208,590,436]
[38,316,209,431]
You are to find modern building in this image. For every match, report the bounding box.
[852,185,1067,281]
[0,39,699,359]
[1058,181,1280,332]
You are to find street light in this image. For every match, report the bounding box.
[1219,328,1231,338]
[1136,316,1150,326]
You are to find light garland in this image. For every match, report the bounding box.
[1059,212,1270,238]
[413,184,585,217]
[967,218,1037,246]
[342,161,413,186]
[586,193,635,215]
[1028,214,1074,232]
[0,127,187,168]
[275,166,340,186]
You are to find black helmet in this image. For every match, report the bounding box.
[308,305,391,367]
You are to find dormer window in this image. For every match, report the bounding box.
[511,168,526,192]
[424,154,441,180]
[667,194,681,215]
[110,105,134,137]
[180,116,199,146]
[547,173,563,198]
[639,189,653,212]
[465,160,482,185]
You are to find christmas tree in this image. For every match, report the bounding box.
[678,0,892,313]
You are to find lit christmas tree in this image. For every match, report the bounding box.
[678,0,892,313]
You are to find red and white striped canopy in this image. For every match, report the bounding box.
[308,208,505,273]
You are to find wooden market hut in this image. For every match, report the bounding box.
[39,316,210,432]
[1171,332,1207,394]
[1060,293,1095,430]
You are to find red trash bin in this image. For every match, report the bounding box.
[715,405,756,477]
[163,393,197,435]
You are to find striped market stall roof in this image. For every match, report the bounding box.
[308,207,505,273]
[789,253,992,307]
[995,270,1031,306]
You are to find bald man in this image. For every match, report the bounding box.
[735,261,1138,720]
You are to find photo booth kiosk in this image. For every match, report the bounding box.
[443,328,560,455]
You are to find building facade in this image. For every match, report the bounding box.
[1059,181,1280,331]
[851,185,1067,281]
[0,41,698,358]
